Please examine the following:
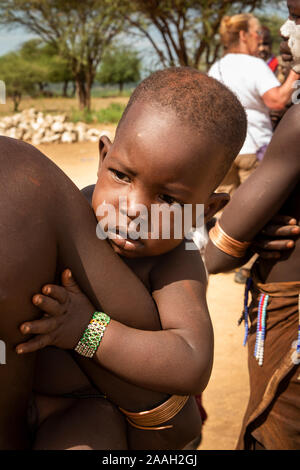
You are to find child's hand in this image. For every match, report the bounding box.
[16,269,95,354]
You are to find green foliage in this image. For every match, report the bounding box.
[95,102,126,123]
[19,39,73,89]
[256,13,286,56]
[97,47,141,92]
[69,103,126,124]
[91,86,133,98]
[0,51,43,110]
[0,0,125,109]
[70,107,95,123]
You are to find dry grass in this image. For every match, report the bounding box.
[0,95,130,118]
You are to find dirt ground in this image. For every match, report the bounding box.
[36,139,250,451]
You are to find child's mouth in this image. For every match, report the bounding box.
[107,229,144,252]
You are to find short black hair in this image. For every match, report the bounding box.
[117,67,247,186]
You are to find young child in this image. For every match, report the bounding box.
[16,67,247,450]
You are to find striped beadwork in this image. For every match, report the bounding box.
[254,294,269,366]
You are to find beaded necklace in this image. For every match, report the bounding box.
[240,278,269,366]
[254,293,269,366]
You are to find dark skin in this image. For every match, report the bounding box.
[205,0,300,279]
[205,104,300,280]
[258,31,273,62]
[0,136,161,449]
[14,103,232,450]
[17,100,299,451]
[2,81,297,449]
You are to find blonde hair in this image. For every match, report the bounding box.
[219,13,254,49]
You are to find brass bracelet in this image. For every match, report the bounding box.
[209,220,251,258]
[119,394,189,431]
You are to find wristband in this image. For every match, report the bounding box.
[74,311,111,358]
[209,220,251,258]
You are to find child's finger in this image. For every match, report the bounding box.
[41,284,68,304]
[20,316,59,336]
[32,294,66,316]
[16,333,52,355]
[61,269,82,294]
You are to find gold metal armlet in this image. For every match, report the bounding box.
[209,220,251,258]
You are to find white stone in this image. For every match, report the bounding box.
[51,121,64,133]
[61,131,76,143]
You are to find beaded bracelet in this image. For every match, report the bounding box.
[74,312,111,358]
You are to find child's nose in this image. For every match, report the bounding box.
[126,191,150,222]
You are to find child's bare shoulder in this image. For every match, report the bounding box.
[150,240,207,292]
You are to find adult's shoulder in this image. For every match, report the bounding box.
[274,103,300,139]
[282,101,300,124]
[263,104,300,173]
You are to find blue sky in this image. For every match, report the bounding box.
[0,26,36,55]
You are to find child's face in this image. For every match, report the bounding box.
[92,102,228,258]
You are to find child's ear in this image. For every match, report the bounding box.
[98,135,112,167]
[204,192,230,222]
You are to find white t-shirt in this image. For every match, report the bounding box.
[208,53,280,155]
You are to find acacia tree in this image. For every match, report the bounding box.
[0,52,43,111]
[20,39,74,96]
[0,0,124,109]
[97,47,141,93]
[114,0,284,70]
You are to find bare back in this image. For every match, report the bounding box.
[0,137,159,448]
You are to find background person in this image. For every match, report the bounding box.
[259,25,293,130]
[209,13,299,195]
[209,13,299,284]
[258,26,279,74]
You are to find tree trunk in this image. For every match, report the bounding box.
[62,80,69,97]
[119,82,124,94]
[13,92,21,112]
[71,82,76,98]
[75,76,91,110]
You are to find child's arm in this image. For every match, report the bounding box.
[205,104,300,274]
[95,242,212,395]
[18,242,212,396]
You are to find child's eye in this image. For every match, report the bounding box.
[159,194,183,206]
[110,169,131,183]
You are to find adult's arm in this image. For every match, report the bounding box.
[263,69,299,110]
[205,104,300,274]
